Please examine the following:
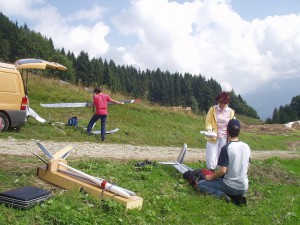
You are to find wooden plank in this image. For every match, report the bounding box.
[48,159,67,172]
[37,166,143,210]
[52,146,73,159]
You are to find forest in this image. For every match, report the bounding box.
[0,12,260,118]
[266,95,300,124]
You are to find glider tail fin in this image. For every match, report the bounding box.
[36,142,54,159]
[176,143,187,164]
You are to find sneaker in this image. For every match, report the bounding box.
[134,160,152,167]
[240,196,247,206]
[220,193,231,203]
[228,194,247,206]
[101,137,105,141]
[193,177,200,190]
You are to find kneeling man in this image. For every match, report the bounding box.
[198,119,251,203]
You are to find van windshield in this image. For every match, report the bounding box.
[16,59,43,65]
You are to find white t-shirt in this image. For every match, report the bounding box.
[218,141,251,190]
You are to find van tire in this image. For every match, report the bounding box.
[0,112,9,131]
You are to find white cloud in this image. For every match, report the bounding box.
[1,0,300,95]
[220,81,232,92]
[0,0,110,58]
[67,5,105,23]
[0,0,44,17]
[111,0,300,94]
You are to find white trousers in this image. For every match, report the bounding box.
[206,137,227,170]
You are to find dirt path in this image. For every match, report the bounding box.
[0,138,299,162]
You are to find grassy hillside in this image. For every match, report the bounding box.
[0,74,299,225]
[1,73,299,150]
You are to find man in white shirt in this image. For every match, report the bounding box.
[198,119,251,204]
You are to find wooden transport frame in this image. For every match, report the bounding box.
[35,143,143,210]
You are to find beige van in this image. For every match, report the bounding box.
[0,58,66,131]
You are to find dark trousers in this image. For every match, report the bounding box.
[87,114,107,139]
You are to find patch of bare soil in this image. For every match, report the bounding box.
[241,122,300,152]
[249,165,299,186]
[242,122,294,135]
[286,141,300,151]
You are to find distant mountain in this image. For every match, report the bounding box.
[242,77,300,121]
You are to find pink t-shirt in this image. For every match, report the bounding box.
[93,93,112,115]
[216,105,232,138]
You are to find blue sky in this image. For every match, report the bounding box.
[0,0,300,119]
[231,0,300,20]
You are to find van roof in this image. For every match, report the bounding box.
[0,62,17,70]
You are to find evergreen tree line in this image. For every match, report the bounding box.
[266,95,300,124]
[0,13,259,118]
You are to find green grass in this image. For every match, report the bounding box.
[237,114,263,125]
[240,131,300,150]
[1,74,300,151]
[0,156,299,224]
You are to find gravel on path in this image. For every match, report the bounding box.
[1,138,299,162]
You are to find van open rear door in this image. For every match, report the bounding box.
[15,58,67,95]
[15,58,67,70]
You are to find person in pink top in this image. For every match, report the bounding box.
[204,92,235,170]
[87,87,123,141]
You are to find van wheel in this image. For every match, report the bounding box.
[0,112,9,131]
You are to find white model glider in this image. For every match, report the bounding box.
[158,143,193,174]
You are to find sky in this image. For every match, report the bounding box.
[1,0,300,118]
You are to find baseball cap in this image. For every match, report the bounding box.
[227,119,241,132]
